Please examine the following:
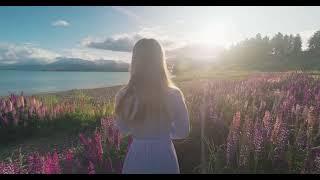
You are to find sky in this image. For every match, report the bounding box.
[0,6,320,64]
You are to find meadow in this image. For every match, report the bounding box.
[1,71,320,174]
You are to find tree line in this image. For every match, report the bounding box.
[219,30,320,71]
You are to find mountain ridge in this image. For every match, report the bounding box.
[0,58,130,72]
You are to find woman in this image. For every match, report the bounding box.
[114,38,190,174]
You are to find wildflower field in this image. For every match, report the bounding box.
[1,72,320,174]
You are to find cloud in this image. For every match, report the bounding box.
[82,33,143,52]
[61,48,131,62]
[111,6,143,24]
[82,26,184,52]
[0,43,60,64]
[51,20,70,27]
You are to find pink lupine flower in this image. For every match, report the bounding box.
[0,162,18,174]
[64,149,74,174]
[79,133,89,146]
[108,126,114,144]
[271,115,282,144]
[114,128,121,151]
[42,154,53,174]
[20,96,25,108]
[88,161,95,174]
[7,100,13,112]
[52,150,61,174]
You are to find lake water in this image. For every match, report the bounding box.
[0,70,130,96]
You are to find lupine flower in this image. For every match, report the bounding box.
[0,162,18,174]
[239,144,249,168]
[108,126,114,144]
[254,119,264,155]
[296,124,307,151]
[114,128,121,151]
[88,161,95,174]
[27,152,43,174]
[226,112,241,167]
[262,111,272,140]
[94,131,103,163]
[64,149,73,174]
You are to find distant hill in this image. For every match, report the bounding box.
[0,58,129,72]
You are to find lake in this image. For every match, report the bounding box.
[0,70,130,96]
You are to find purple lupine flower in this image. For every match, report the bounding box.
[239,144,249,168]
[226,112,241,167]
[254,119,264,156]
[94,131,103,163]
[273,122,289,162]
[28,152,43,174]
[296,124,307,152]
[262,111,272,140]
[313,151,320,173]
[306,106,317,131]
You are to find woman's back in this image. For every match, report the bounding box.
[115,86,189,174]
[115,86,189,140]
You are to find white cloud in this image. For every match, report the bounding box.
[82,26,185,53]
[61,48,131,62]
[51,20,70,27]
[0,43,60,64]
[82,33,143,52]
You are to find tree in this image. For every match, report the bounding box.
[271,32,285,56]
[308,30,320,54]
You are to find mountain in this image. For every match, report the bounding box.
[0,58,129,72]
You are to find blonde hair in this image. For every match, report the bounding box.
[115,38,176,126]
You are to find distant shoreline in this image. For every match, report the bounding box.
[0,69,129,72]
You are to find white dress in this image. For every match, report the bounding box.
[114,88,190,174]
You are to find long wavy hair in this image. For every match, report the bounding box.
[115,38,175,126]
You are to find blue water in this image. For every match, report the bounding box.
[0,70,130,96]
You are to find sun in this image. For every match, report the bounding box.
[194,22,229,47]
